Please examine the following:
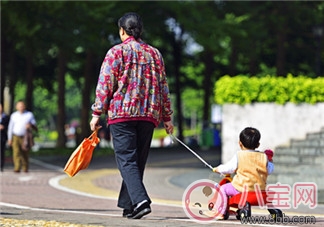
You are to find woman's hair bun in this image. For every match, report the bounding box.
[118,12,143,39]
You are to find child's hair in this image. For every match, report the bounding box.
[239,127,260,149]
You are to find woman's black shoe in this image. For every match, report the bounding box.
[127,201,151,219]
[122,209,133,217]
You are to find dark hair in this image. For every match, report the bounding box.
[118,12,143,40]
[239,127,261,149]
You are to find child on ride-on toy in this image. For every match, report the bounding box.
[207,127,274,220]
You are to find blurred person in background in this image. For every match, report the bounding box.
[7,101,37,173]
[0,103,10,172]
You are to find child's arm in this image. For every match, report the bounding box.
[213,153,238,174]
[264,149,274,175]
[267,161,274,175]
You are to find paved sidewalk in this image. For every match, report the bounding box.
[1,147,324,226]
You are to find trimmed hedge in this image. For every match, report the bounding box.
[214,74,324,105]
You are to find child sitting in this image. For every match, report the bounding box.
[207,127,274,220]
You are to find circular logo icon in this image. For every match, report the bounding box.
[182,179,225,223]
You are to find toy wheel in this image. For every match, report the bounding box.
[237,209,249,220]
[236,209,241,220]
[237,202,251,220]
[223,210,229,220]
[268,209,283,221]
[243,202,251,217]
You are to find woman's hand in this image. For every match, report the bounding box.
[90,116,101,131]
[163,121,174,134]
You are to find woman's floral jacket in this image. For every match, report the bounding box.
[92,36,173,127]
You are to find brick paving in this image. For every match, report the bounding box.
[1,147,324,227]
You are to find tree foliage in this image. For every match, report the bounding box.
[1,1,323,147]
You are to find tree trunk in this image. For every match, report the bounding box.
[229,41,238,76]
[56,50,67,148]
[79,50,94,144]
[1,37,7,106]
[276,30,286,76]
[275,4,287,76]
[249,54,257,76]
[1,38,16,113]
[249,39,258,75]
[202,50,213,129]
[25,47,34,111]
[8,43,16,113]
[172,37,184,141]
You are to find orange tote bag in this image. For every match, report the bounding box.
[64,130,100,177]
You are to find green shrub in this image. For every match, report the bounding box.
[214,74,324,105]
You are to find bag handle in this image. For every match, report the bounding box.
[88,129,100,145]
[88,129,98,139]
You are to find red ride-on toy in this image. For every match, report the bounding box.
[210,174,283,220]
[169,136,283,221]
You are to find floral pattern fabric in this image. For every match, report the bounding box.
[92,37,173,127]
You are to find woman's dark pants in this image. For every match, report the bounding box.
[109,121,154,210]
